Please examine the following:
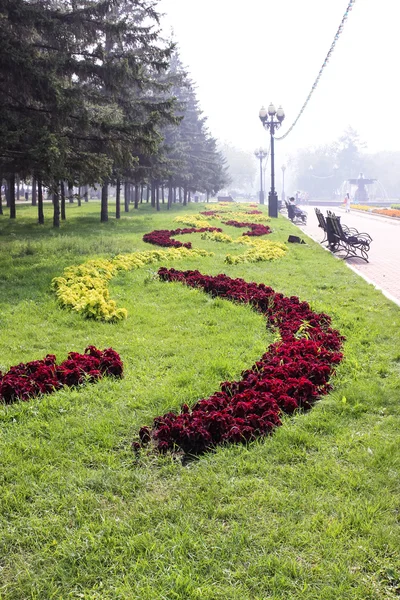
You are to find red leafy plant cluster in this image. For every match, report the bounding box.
[143,227,222,249]
[135,269,344,455]
[200,210,219,217]
[222,220,272,236]
[0,346,123,405]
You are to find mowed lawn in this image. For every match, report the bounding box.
[0,201,399,600]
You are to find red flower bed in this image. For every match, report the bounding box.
[135,269,344,455]
[143,227,222,248]
[222,220,271,236]
[0,346,123,405]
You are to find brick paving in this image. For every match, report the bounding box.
[293,205,400,306]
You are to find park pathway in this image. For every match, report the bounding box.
[294,205,400,307]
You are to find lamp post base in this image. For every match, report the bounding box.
[268,190,279,218]
[259,190,265,205]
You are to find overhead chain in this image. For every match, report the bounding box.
[274,0,356,141]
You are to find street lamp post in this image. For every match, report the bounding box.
[254,147,268,205]
[281,164,286,203]
[259,103,285,218]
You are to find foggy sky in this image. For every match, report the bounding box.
[158,0,400,166]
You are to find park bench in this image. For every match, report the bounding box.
[316,208,361,246]
[315,208,328,243]
[325,211,372,262]
[285,200,307,225]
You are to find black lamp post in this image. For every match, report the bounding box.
[281,164,286,203]
[259,103,285,218]
[254,147,268,205]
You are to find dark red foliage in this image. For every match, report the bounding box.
[0,346,123,405]
[222,220,271,236]
[143,227,222,248]
[136,269,345,455]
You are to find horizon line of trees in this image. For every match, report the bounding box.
[0,0,230,226]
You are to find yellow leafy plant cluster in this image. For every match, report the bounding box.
[222,211,271,223]
[173,215,211,228]
[225,238,287,264]
[51,247,213,322]
[201,231,234,243]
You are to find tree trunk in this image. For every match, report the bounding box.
[168,183,173,210]
[188,190,191,203]
[4,182,9,207]
[77,187,82,206]
[0,179,3,215]
[156,184,160,212]
[68,182,74,203]
[101,182,108,222]
[53,185,60,228]
[134,184,139,209]
[8,174,16,218]
[124,181,129,212]
[60,181,66,221]
[16,175,20,201]
[140,185,144,204]
[146,185,150,203]
[161,186,165,204]
[31,178,37,206]
[116,178,121,219]
[84,185,89,202]
[183,186,187,206]
[37,178,44,224]
[178,187,182,203]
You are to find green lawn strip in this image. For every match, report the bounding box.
[0,202,399,599]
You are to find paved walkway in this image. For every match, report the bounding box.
[293,205,400,306]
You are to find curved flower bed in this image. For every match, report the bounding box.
[135,269,344,455]
[173,215,212,228]
[222,220,272,236]
[201,210,270,224]
[143,227,222,249]
[52,247,213,322]
[225,238,287,264]
[201,210,220,217]
[200,231,287,263]
[0,346,123,405]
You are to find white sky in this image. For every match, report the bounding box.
[158,0,400,166]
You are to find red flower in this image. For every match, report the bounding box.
[143,227,222,248]
[0,347,123,405]
[135,269,344,455]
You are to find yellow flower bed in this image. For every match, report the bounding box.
[201,231,234,243]
[225,238,287,264]
[173,215,211,228]
[222,211,270,223]
[52,247,213,322]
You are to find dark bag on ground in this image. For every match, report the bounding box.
[288,235,306,244]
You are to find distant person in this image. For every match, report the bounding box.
[288,197,307,223]
[344,192,351,213]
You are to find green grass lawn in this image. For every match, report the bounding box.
[0,201,399,599]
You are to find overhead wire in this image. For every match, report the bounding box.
[274,0,357,142]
